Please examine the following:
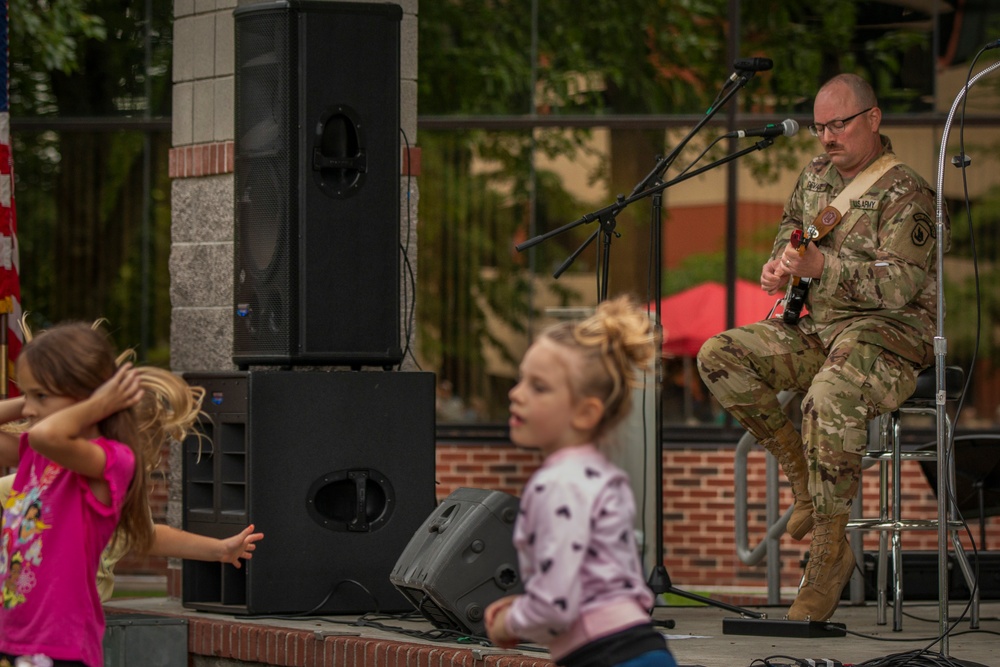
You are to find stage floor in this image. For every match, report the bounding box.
[106,596,1000,667]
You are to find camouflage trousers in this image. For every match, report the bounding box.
[697,319,919,516]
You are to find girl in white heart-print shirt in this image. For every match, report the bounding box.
[485,297,677,667]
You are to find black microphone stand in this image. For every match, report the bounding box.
[517,68,759,285]
[516,68,775,621]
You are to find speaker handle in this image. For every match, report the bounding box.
[306,468,394,532]
[350,470,370,531]
[312,104,367,198]
[428,503,458,534]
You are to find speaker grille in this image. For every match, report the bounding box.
[234,9,296,358]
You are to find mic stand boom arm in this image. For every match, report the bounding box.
[516,67,761,279]
[630,70,755,196]
[516,68,761,279]
[517,136,777,279]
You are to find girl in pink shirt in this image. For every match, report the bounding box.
[485,297,677,667]
[0,322,204,667]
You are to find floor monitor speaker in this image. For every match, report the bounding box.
[390,488,522,636]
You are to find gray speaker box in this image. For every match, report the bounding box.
[391,487,523,636]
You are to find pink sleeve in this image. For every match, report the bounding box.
[89,437,136,514]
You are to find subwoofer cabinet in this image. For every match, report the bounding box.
[181,370,435,615]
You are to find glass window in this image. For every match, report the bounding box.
[418,1,1000,436]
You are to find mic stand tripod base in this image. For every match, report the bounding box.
[648,565,765,619]
[722,617,847,638]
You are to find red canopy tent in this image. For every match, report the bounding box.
[656,279,779,357]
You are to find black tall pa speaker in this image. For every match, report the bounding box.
[181,370,435,615]
[390,488,523,636]
[232,1,403,367]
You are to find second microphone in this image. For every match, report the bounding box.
[725,119,799,139]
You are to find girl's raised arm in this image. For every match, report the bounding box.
[28,364,144,479]
[0,396,25,466]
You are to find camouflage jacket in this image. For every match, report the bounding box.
[772,136,947,366]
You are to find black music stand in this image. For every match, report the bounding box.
[919,435,1000,550]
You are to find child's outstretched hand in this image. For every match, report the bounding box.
[91,363,145,416]
[484,595,520,648]
[220,524,264,568]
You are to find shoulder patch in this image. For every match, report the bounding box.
[911,212,934,246]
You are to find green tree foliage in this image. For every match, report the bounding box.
[417,1,930,414]
[945,182,1000,363]
[8,0,105,85]
[9,0,173,361]
[417,1,988,424]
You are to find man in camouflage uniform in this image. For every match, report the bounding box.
[697,73,945,622]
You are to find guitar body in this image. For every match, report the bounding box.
[782,277,810,325]
[780,225,814,325]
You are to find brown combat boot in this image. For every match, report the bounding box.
[787,513,855,622]
[760,422,813,540]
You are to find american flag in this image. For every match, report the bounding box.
[0,1,22,398]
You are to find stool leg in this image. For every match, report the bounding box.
[891,410,904,632]
[951,536,979,627]
[875,461,889,625]
[876,414,891,626]
[849,483,865,605]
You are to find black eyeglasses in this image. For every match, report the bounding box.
[808,107,873,137]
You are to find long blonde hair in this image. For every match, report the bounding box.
[17,319,204,555]
[540,295,655,442]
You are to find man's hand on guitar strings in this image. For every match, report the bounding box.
[778,242,825,280]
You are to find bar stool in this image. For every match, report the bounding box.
[846,365,979,630]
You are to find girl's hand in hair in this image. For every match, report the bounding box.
[91,363,145,417]
[29,363,144,489]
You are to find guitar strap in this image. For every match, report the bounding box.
[808,153,901,240]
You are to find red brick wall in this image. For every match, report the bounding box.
[437,443,1000,593]
[435,443,543,499]
[106,608,555,667]
[152,441,1000,597]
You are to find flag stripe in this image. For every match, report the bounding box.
[0,3,22,396]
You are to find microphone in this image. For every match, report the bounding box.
[725,118,799,139]
[734,57,774,72]
[986,38,1000,50]
[727,56,774,83]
